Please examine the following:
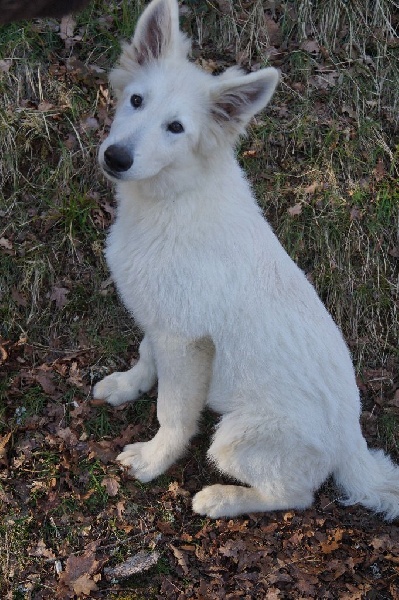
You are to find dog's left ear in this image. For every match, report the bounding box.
[131,0,181,65]
[211,67,279,137]
[110,0,190,96]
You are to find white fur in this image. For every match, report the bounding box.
[93,0,399,520]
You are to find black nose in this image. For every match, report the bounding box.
[104,144,133,172]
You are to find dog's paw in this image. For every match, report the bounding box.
[192,484,256,518]
[93,371,142,406]
[117,442,167,482]
[192,485,231,518]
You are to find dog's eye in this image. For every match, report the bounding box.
[167,121,184,134]
[130,94,143,108]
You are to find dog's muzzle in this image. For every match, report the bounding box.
[103,144,133,174]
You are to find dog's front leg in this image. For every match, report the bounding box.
[117,334,214,482]
[93,334,156,406]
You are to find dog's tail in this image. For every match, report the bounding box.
[334,433,399,521]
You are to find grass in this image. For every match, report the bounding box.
[0,0,398,597]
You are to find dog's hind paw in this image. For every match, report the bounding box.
[193,484,271,518]
[192,484,233,518]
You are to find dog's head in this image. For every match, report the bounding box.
[99,0,279,184]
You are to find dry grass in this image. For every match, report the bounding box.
[196,0,399,124]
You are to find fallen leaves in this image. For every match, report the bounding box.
[0,341,8,364]
[101,476,120,497]
[0,59,12,72]
[303,182,320,195]
[59,15,76,42]
[319,528,344,554]
[0,236,13,250]
[0,431,12,462]
[170,544,190,575]
[2,331,397,598]
[287,202,303,216]
[300,39,321,54]
[58,15,84,51]
[50,286,69,310]
[373,158,387,181]
[29,539,56,561]
[59,542,101,597]
[33,365,57,396]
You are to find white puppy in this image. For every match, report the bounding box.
[94,0,399,519]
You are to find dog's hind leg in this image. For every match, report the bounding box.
[192,484,314,518]
[93,334,157,406]
[193,411,329,518]
[117,334,214,482]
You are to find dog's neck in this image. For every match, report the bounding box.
[117,147,240,205]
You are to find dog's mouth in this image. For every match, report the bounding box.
[101,163,123,181]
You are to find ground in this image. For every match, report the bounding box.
[0,1,398,598]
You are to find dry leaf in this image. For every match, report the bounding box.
[168,481,190,497]
[101,477,120,497]
[50,286,69,309]
[311,71,339,89]
[37,101,54,111]
[389,389,399,407]
[300,39,320,53]
[350,207,362,221]
[304,182,319,194]
[264,14,282,46]
[59,542,100,594]
[320,539,340,554]
[88,439,116,464]
[59,15,76,41]
[243,149,258,158]
[34,369,57,395]
[64,132,78,150]
[0,344,8,364]
[81,116,99,132]
[11,287,28,307]
[56,427,78,447]
[287,203,303,216]
[0,237,13,250]
[72,574,98,595]
[321,528,344,553]
[373,158,386,181]
[170,544,189,575]
[67,361,85,388]
[0,432,12,460]
[0,59,11,72]
[29,539,56,560]
[197,58,219,73]
[219,539,246,559]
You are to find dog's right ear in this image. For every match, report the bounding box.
[110,0,190,97]
[209,67,279,140]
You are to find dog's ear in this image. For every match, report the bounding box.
[110,0,189,96]
[131,0,180,65]
[210,67,279,137]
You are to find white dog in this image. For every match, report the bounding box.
[94,0,399,519]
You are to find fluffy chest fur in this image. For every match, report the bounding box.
[106,171,267,336]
